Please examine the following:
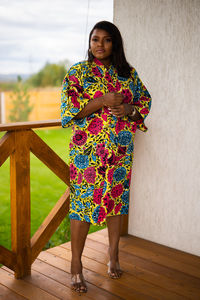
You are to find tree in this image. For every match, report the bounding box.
[27,60,70,88]
[9,76,33,122]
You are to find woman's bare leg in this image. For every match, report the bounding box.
[70,219,90,292]
[106,215,123,278]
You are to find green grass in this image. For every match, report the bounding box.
[0,128,105,251]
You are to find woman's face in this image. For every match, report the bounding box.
[90,29,112,66]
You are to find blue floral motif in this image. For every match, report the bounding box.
[113,167,126,182]
[102,181,107,195]
[120,205,129,214]
[92,206,100,223]
[77,200,85,209]
[61,116,71,127]
[71,202,76,210]
[84,215,90,223]
[118,131,132,146]
[81,187,94,198]
[68,68,77,76]
[123,179,130,189]
[69,212,81,220]
[122,191,129,204]
[70,107,79,113]
[127,141,134,154]
[74,154,89,169]
[86,201,90,208]
[74,117,86,128]
[75,190,81,197]
[69,149,75,157]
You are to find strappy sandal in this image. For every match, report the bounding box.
[71,273,87,293]
[107,261,123,279]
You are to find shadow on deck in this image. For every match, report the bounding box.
[0,228,200,300]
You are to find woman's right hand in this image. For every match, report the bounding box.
[102,92,124,107]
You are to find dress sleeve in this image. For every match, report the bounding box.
[131,68,152,132]
[60,64,90,128]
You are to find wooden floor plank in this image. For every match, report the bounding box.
[47,244,187,300]
[1,229,200,300]
[0,268,59,300]
[60,241,200,299]
[31,259,122,300]
[39,249,154,300]
[97,229,200,269]
[88,231,200,279]
[0,284,26,300]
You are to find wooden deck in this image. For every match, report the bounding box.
[0,229,200,300]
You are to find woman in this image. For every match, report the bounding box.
[61,21,151,293]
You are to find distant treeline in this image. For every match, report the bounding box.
[0,60,71,91]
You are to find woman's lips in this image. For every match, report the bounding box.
[96,49,105,53]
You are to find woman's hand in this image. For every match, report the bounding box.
[109,104,132,118]
[102,92,124,107]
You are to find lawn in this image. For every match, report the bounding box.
[0,128,105,251]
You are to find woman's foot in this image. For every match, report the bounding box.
[71,273,87,293]
[107,260,123,279]
[71,260,87,293]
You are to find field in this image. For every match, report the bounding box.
[0,128,105,250]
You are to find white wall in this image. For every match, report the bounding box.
[114,0,200,256]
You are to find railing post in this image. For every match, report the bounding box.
[10,130,31,278]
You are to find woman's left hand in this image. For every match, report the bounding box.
[108,104,132,118]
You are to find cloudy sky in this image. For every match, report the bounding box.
[0,0,113,75]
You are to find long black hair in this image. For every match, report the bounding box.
[87,21,132,78]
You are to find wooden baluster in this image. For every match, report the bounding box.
[10,130,31,278]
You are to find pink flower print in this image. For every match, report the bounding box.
[93,188,103,204]
[96,143,105,156]
[111,184,123,198]
[116,119,125,134]
[107,83,115,92]
[118,146,126,155]
[115,203,122,214]
[108,168,115,184]
[122,89,132,104]
[140,108,149,115]
[68,89,80,108]
[100,149,109,166]
[130,123,137,133]
[84,167,96,184]
[107,151,116,166]
[72,130,87,146]
[115,80,121,92]
[127,170,132,180]
[69,75,79,84]
[102,114,107,121]
[97,207,106,223]
[88,118,103,135]
[83,92,91,99]
[134,101,143,108]
[103,195,115,214]
[70,164,77,180]
[105,72,112,83]
[104,107,110,114]
[94,91,103,99]
[77,172,83,184]
[140,96,149,102]
[92,67,102,77]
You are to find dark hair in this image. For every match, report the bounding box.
[87,21,132,78]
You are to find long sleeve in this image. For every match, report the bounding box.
[131,68,152,132]
[61,64,91,128]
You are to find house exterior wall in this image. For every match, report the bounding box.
[114,0,200,255]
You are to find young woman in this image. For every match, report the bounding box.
[61,21,151,293]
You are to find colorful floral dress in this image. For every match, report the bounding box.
[61,58,151,226]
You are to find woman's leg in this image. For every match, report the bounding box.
[70,219,90,292]
[106,215,123,278]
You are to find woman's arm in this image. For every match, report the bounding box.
[74,92,124,119]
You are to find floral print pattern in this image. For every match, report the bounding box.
[61,58,151,225]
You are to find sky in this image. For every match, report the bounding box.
[0,0,113,75]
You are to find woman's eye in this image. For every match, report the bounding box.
[92,38,98,42]
[105,38,112,42]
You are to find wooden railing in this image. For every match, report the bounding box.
[0,119,128,279]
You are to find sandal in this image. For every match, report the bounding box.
[71,273,87,293]
[107,261,123,279]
